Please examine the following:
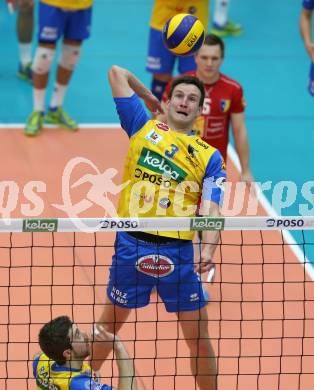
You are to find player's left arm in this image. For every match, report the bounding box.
[300,7,314,62]
[231,112,253,184]
[196,200,221,274]
[197,150,226,274]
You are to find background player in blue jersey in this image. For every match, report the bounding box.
[7,0,34,81]
[91,66,225,390]
[210,0,243,37]
[146,0,210,101]
[34,315,137,390]
[25,0,93,136]
[300,0,314,96]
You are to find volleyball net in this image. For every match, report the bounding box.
[1,216,314,390]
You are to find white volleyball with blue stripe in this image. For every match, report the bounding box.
[162,13,205,56]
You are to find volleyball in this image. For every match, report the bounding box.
[162,13,205,56]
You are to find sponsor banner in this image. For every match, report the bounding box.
[99,218,139,230]
[190,217,225,231]
[23,218,58,232]
[1,216,313,233]
[265,218,305,228]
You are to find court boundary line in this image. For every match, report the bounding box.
[228,144,314,281]
[0,123,119,129]
[0,122,312,279]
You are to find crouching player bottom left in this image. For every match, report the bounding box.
[33,315,137,389]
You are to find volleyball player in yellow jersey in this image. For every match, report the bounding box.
[91,66,226,390]
[34,316,137,389]
[25,0,92,136]
[146,0,209,100]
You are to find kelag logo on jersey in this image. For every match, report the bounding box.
[137,148,187,182]
[190,217,225,231]
[136,255,174,278]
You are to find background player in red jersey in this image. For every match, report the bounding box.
[160,34,253,184]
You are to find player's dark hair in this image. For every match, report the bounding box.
[203,33,225,58]
[39,316,73,365]
[169,75,205,107]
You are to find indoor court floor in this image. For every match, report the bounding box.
[0,0,313,389]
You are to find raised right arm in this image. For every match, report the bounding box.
[108,65,163,115]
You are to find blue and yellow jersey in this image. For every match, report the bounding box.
[150,0,209,31]
[115,94,226,240]
[302,0,314,10]
[41,0,92,11]
[33,353,111,390]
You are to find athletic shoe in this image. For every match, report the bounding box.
[45,107,78,131]
[24,111,44,136]
[18,62,32,83]
[210,21,244,37]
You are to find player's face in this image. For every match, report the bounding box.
[194,44,223,81]
[167,83,202,128]
[69,324,90,359]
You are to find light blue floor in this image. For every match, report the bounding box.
[0,0,313,256]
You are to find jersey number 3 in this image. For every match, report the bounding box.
[165,144,179,159]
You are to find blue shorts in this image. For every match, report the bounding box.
[146,27,196,75]
[107,232,207,313]
[38,2,92,43]
[309,62,314,96]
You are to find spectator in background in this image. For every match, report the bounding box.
[210,0,243,37]
[300,0,314,96]
[25,0,93,136]
[146,0,209,101]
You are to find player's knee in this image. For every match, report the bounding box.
[186,338,211,357]
[17,0,34,12]
[198,337,211,356]
[32,46,55,75]
[18,4,34,13]
[58,44,81,71]
[185,328,210,354]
